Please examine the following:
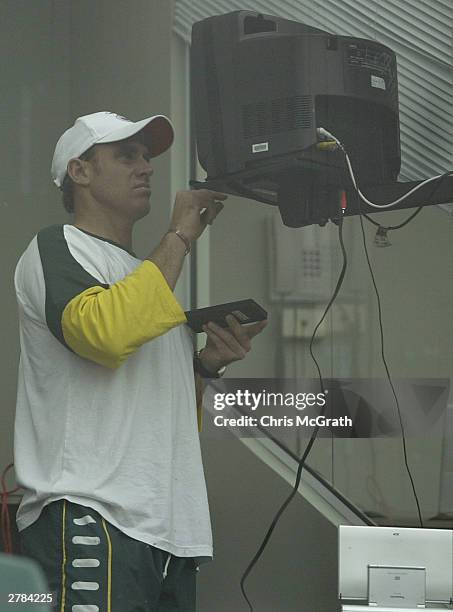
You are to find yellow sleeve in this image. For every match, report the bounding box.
[62,260,187,369]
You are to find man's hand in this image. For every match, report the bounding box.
[148,189,227,290]
[199,314,268,374]
[170,189,228,243]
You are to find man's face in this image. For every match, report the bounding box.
[86,136,153,221]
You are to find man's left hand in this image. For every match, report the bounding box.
[199,314,268,374]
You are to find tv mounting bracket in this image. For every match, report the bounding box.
[190,163,453,228]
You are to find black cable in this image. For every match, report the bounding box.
[358,169,453,527]
[240,207,348,611]
[308,215,348,395]
[363,206,423,230]
[338,142,452,527]
[362,169,453,231]
[356,196,424,528]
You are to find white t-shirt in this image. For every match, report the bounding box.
[14,224,212,559]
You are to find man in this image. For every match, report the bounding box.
[14,111,266,611]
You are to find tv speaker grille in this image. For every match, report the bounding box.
[243,95,312,139]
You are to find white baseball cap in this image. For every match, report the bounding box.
[51,111,174,188]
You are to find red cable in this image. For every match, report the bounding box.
[341,189,347,212]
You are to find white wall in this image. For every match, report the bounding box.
[1,0,175,498]
[1,0,72,495]
[69,0,175,257]
[208,188,453,520]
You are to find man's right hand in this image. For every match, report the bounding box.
[169,189,228,243]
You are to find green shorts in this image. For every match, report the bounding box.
[19,499,198,612]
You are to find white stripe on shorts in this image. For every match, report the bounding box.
[71,581,100,590]
[72,536,100,545]
[72,558,100,567]
[73,515,97,526]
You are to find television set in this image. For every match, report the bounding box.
[191,10,401,226]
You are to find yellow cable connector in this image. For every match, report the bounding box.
[316,140,338,150]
